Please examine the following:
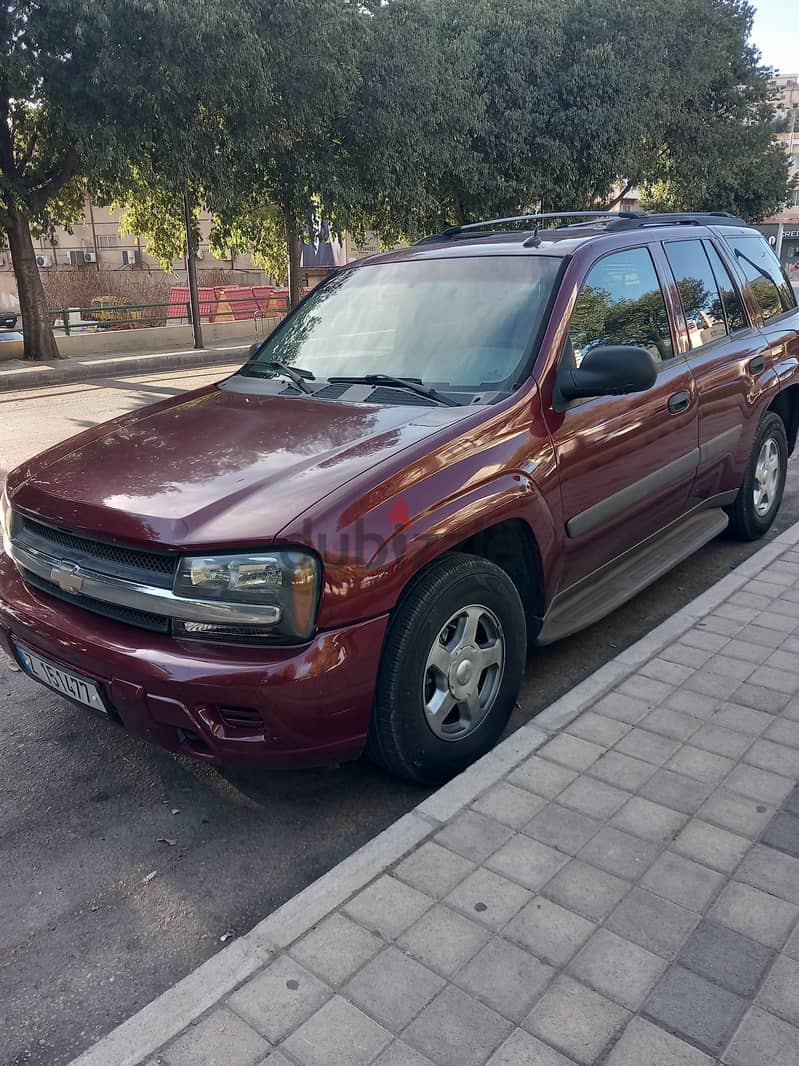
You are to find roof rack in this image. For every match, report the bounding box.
[604,211,745,231]
[454,210,645,232]
[414,211,642,245]
[415,209,747,245]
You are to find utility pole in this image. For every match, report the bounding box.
[183,186,204,350]
[87,193,101,271]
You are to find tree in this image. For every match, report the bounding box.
[632,0,790,219]
[327,0,483,238]
[210,0,365,307]
[0,0,269,359]
[118,0,365,309]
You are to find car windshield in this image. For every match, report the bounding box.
[246,254,561,390]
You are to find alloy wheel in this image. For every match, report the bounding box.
[422,604,506,741]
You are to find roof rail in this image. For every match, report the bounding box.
[426,211,644,242]
[604,211,746,231]
[414,209,748,246]
[414,211,643,244]
[455,210,644,232]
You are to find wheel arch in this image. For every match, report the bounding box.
[453,518,545,640]
[391,516,546,643]
[767,384,799,456]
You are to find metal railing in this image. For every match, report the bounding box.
[51,295,289,336]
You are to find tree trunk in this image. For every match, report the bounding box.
[604,181,635,211]
[5,205,62,361]
[453,195,468,226]
[284,210,302,309]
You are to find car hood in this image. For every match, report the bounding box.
[7,383,472,549]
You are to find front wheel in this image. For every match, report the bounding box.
[366,553,527,785]
[725,412,788,541]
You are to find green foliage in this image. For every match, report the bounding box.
[210,203,289,286]
[207,1,364,231]
[118,186,188,272]
[0,1,269,225]
[330,0,789,236]
[635,0,790,219]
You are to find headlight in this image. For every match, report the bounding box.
[0,488,11,553]
[173,550,320,641]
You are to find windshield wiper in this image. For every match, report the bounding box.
[329,373,458,407]
[246,360,315,395]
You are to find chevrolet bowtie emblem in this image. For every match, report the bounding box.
[50,562,84,595]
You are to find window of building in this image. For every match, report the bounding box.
[569,247,674,364]
[725,234,797,321]
[704,242,748,333]
[97,234,118,249]
[664,240,727,349]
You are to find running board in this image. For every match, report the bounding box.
[536,508,729,645]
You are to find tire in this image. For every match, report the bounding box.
[366,553,527,785]
[725,412,788,541]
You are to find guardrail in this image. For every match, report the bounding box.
[51,293,290,336]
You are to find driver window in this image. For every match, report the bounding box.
[569,247,674,366]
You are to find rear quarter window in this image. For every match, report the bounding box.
[724,234,797,322]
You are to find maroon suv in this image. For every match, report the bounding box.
[2,211,798,783]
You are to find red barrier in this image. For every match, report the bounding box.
[167,286,217,320]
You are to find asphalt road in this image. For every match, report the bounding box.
[1,363,798,1066]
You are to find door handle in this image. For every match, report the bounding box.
[749,355,766,375]
[667,391,691,415]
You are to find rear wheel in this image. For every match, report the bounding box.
[366,553,526,785]
[725,412,788,541]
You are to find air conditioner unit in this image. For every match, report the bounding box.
[35,254,52,268]
[122,249,137,266]
[83,251,97,264]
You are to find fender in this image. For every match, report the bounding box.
[275,395,562,631]
[317,470,558,631]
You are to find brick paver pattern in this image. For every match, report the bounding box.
[149,547,799,1066]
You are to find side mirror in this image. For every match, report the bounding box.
[557,344,657,403]
[248,342,262,360]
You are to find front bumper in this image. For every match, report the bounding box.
[0,551,388,768]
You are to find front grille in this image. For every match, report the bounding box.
[22,568,170,634]
[16,516,176,589]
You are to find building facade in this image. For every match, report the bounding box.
[0,196,264,277]
[761,74,799,279]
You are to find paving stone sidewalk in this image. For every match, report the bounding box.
[77,538,799,1066]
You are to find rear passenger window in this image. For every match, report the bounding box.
[705,242,748,333]
[569,247,674,364]
[664,240,726,349]
[725,234,797,322]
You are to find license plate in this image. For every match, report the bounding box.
[14,643,109,714]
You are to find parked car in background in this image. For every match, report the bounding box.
[0,311,17,330]
[1,211,798,783]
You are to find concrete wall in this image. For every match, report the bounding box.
[0,316,280,363]
[0,334,23,361]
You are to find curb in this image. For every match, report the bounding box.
[68,515,799,1066]
[0,345,248,393]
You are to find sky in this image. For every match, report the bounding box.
[751,0,798,74]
